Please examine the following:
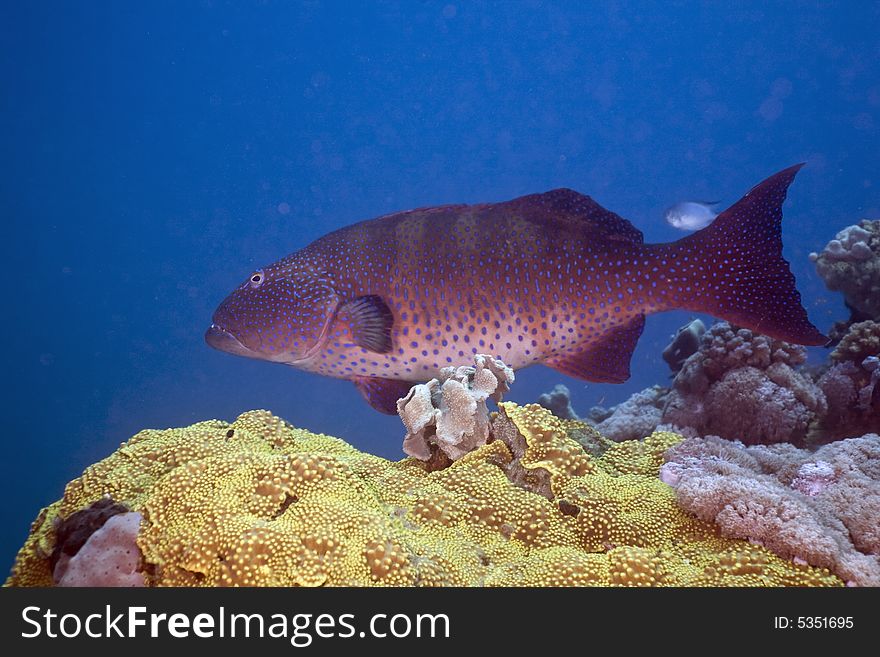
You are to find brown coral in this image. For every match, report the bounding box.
[831,320,880,363]
[7,406,841,587]
[816,361,880,441]
[662,322,827,444]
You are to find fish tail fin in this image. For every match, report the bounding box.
[660,164,826,345]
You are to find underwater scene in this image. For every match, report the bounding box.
[4,2,879,587]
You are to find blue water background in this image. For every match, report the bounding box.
[2,1,878,573]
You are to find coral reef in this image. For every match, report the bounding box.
[662,319,706,373]
[397,354,514,461]
[810,220,880,320]
[6,406,839,587]
[661,322,827,445]
[594,386,667,442]
[536,383,580,420]
[661,434,880,586]
[605,317,877,446]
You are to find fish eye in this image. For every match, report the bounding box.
[249,270,264,287]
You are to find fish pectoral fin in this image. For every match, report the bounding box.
[545,314,645,383]
[337,295,394,353]
[353,376,414,414]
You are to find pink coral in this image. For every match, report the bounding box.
[55,512,145,587]
[662,434,880,586]
[662,322,826,444]
[789,461,836,497]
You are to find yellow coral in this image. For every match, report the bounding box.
[600,431,683,476]
[7,406,842,587]
[500,403,594,483]
[608,547,668,586]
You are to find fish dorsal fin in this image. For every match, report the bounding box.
[353,376,414,414]
[545,314,645,383]
[501,188,644,245]
[336,295,394,353]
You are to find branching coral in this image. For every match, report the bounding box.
[661,322,827,445]
[672,321,808,386]
[397,354,514,461]
[661,434,880,586]
[6,406,841,587]
[810,220,880,320]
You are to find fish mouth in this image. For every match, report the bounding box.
[204,324,255,358]
[204,322,326,365]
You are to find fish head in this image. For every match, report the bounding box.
[206,258,340,365]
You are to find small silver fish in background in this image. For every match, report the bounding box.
[665,201,719,231]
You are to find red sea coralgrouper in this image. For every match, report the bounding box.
[206,165,825,413]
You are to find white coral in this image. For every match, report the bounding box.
[809,224,873,262]
[397,355,514,460]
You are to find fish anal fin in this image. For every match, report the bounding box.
[546,314,645,383]
[337,295,394,353]
[353,376,414,414]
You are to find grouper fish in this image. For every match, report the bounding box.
[206,164,825,414]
